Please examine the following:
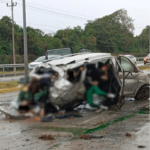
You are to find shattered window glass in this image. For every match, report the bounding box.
[47,48,72,56]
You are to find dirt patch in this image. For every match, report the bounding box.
[79,135,92,139]
[39,134,54,140]
[27,116,41,122]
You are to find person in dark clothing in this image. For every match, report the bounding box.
[84,64,108,108]
[97,60,121,106]
[17,70,58,120]
[67,65,84,83]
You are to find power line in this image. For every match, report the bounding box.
[16,2,91,21]
[16,20,63,29]
[15,0,95,19]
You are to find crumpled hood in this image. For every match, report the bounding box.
[29,62,41,67]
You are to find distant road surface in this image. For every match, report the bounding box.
[137,62,144,67]
[0,75,23,82]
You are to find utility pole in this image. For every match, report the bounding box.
[7,0,17,72]
[22,0,28,82]
[149,25,150,53]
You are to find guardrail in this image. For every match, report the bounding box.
[0,64,25,77]
[136,57,144,61]
[0,57,145,77]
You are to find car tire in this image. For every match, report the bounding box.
[134,87,149,101]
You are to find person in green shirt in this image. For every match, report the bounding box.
[17,77,48,114]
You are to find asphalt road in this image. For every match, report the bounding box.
[0,91,149,150]
[0,75,24,82]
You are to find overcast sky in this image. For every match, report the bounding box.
[0,0,150,36]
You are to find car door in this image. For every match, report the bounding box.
[118,55,139,97]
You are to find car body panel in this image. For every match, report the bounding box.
[30,52,150,99]
[29,55,62,70]
[118,55,150,97]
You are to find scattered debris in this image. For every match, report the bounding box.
[141,106,149,111]
[96,121,104,125]
[79,134,104,140]
[137,145,146,148]
[55,114,83,119]
[95,109,103,114]
[68,116,74,120]
[90,135,104,139]
[39,135,54,140]
[79,135,92,139]
[28,116,41,122]
[125,133,132,136]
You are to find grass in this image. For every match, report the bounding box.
[138,65,150,70]
[0,81,18,89]
[0,81,24,94]
[0,70,24,74]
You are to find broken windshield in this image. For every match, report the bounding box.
[47,48,72,56]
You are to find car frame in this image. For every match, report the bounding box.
[124,55,137,65]
[30,50,150,109]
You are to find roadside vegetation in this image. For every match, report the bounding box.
[0,81,23,94]
[0,9,149,64]
[138,65,150,70]
[0,70,24,74]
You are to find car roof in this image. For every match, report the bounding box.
[44,53,111,66]
[124,55,133,56]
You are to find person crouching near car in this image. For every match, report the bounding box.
[84,64,107,109]
[17,77,43,115]
[98,60,119,107]
[16,71,58,121]
[84,64,116,110]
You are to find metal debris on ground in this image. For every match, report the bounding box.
[55,114,83,119]
[137,145,146,148]
[79,135,92,139]
[39,135,54,140]
[79,134,104,139]
[125,132,132,136]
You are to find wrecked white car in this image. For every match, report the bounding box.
[29,48,149,110]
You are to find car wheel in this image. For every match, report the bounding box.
[134,87,149,100]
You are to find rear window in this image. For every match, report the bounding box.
[34,56,45,62]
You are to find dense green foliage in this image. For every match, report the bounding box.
[0,9,149,63]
